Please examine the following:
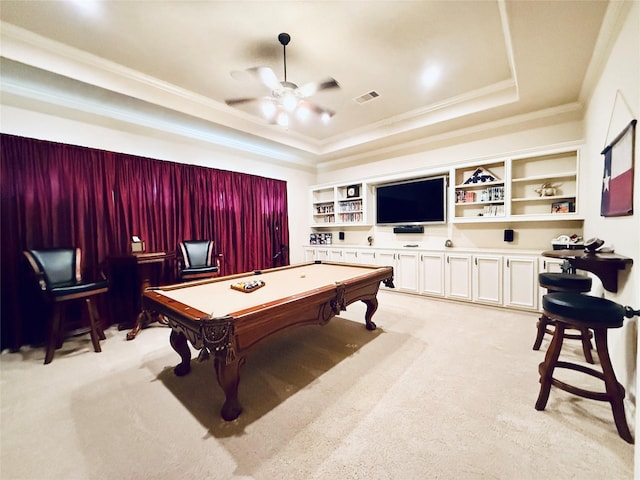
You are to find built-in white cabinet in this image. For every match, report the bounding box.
[445,253,472,300]
[374,249,419,293]
[537,256,564,311]
[396,251,419,293]
[327,248,344,262]
[504,255,538,310]
[303,245,542,312]
[357,249,377,265]
[342,248,358,264]
[419,252,445,297]
[304,247,316,262]
[315,247,329,261]
[473,254,503,306]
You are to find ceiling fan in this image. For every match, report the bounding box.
[225,33,340,127]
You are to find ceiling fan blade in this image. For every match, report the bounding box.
[247,67,280,90]
[225,97,260,106]
[300,100,336,118]
[297,78,340,98]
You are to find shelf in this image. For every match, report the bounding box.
[511,171,576,183]
[310,182,371,228]
[512,195,576,202]
[455,201,504,206]
[452,148,580,223]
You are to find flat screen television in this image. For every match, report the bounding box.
[376,176,447,225]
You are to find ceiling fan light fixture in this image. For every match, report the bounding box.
[261,102,277,119]
[276,112,289,127]
[282,93,298,112]
[226,33,340,127]
[296,105,311,121]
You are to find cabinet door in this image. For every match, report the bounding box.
[396,251,419,293]
[357,249,376,265]
[504,256,537,310]
[315,248,329,261]
[537,257,563,311]
[419,252,445,297]
[342,249,358,264]
[328,248,344,262]
[376,250,396,289]
[303,247,316,262]
[445,253,472,300]
[473,255,503,305]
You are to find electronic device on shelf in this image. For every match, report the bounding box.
[584,237,605,252]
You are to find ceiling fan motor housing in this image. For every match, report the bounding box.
[278,33,291,46]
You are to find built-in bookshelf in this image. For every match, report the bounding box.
[310,182,371,227]
[451,148,581,223]
[452,161,506,221]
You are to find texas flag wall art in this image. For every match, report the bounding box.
[601,119,636,217]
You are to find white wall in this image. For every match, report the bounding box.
[0,103,315,265]
[581,0,639,464]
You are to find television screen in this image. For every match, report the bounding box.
[376,176,447,225]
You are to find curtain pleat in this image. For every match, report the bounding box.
[0,134,289,350]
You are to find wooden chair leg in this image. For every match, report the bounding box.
[45,305,62,365]
[593,328,633,443]
[86,297,106,340]
[85,298,102,353]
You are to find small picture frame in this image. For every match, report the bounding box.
[346,185,360,198]
[551,201,574,214]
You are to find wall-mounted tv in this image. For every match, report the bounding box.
[375,175,447,225]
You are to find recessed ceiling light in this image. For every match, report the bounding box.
[421,65,441,88]
[70,0,102,16]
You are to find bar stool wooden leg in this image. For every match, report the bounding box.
[593,327,633,443]
[532,314,552,351]
[535,322,565,411]
[579,327,594,364]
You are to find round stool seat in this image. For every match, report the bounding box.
[538,272,592,292]
[543,292,625,328]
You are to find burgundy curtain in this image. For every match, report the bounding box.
[0,134,289,350]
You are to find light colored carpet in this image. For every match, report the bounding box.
[1,291,634,479]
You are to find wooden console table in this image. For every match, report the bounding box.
[107,251,174,340]
[542,249,633,293]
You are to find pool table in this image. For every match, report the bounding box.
[142,261,394,421]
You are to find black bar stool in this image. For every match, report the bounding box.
[534,272,594,363]
[535,292,637,443]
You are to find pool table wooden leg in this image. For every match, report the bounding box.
[170,330,191,377]
[362,298,378,331]
[215,356,244,421]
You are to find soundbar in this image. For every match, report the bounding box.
[393,225,424,234]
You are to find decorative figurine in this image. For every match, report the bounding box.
[535,183,557,197]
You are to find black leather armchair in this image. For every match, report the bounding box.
[23,248,108,364]
[177,240,222,281]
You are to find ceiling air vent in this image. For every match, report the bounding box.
[354,91,380,104]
